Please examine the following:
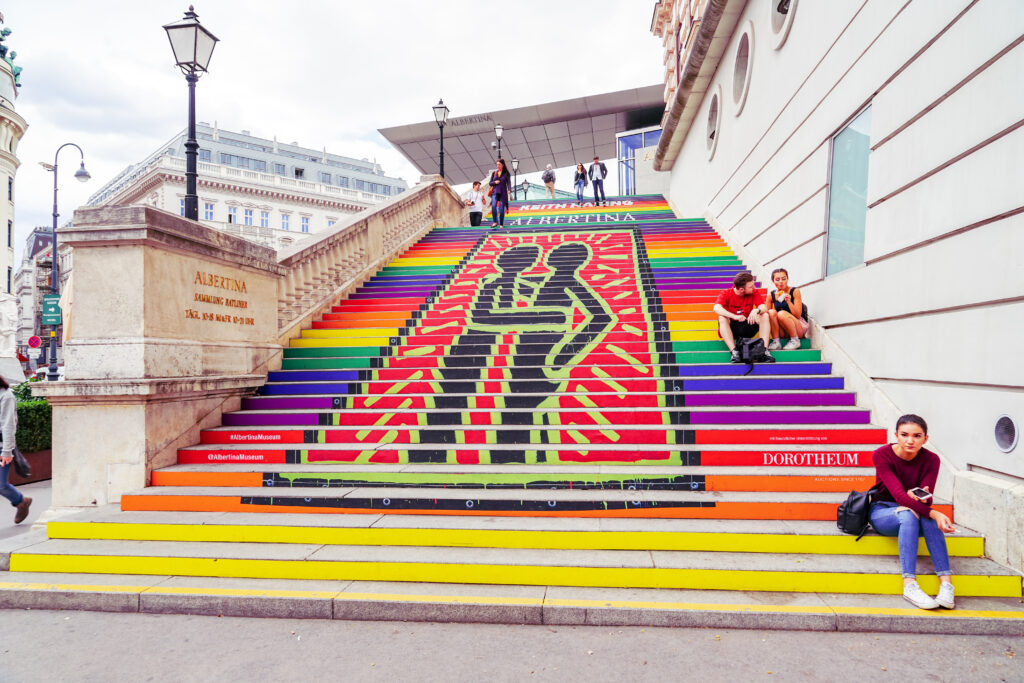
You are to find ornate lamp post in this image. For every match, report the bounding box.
[432,99,450,179]
[511,158,519,200]
[521,179,530,201]
[40,144,90,381]
[163,6,218,221]
[494,123,503,159]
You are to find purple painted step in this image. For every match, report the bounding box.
[260,383,351,395]
[689,410,871,425]
[677,363,831,377]
[684,392,856,407]
[243,396,336,410]
[679,377,844,391]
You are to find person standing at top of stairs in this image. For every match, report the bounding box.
[542,165,556,199]
[869,414,957,611]
[588,156,607,206]
[713,272,775,364]
[488,159,513,228]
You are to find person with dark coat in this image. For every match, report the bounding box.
[588,156,608,205]
[488,158,513,227]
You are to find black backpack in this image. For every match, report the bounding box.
[837,483,883,540]
[736,337,768,375]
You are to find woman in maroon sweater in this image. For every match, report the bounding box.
[870,414,956,610]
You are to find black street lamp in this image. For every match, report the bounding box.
[40,143,90,381]
[432,99,450,179]
[494,123,503,159]
[521,179,530,201]
[163,6,219,221]
[511,158,519,200]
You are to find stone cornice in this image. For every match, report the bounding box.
[67,205,285,276]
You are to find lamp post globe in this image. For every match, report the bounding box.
[494,123,503,159]
[163,5,218,222]
[44,142,90,381]
[521,179,530,200]
[511,158,519,200]
[432,98,450,179]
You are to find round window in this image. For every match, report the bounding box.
[770,0,797,50]
[733,25,753,115]
[706,87,721,160]
[995,415,1018,453]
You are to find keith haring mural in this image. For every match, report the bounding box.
[348,229,665,462]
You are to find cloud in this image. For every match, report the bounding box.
[5,0,664,262]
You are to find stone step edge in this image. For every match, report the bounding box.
[0,573,1021,634]
[44,521,986,555]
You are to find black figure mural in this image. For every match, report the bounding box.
[415,240,614,463]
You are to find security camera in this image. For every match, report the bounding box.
[491,141,497,149]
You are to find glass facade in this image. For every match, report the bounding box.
[617,128,662,196]
[826,106,872,277]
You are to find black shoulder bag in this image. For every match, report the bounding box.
[837,483,883,540]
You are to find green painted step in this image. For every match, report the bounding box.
[649,257,743,267]
[672,339,812,353]
[676,349,820,364]
[377,265,462,276]
[283,346,383,359]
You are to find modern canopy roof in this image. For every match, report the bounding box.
[378,85,665,185]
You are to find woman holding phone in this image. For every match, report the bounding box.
[870,414,956,610]
[488,158,512,228]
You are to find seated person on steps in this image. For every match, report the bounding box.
[766,267,811,351]
[870,414,957,611]
[713,272,775,364]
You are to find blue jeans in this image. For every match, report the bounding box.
[593,179,605,203]
[0,460,24,507]
[870,501,952,579]
[575,181,586,202]
[491,196,506,226]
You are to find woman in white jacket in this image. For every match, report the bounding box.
[0,377,29,524]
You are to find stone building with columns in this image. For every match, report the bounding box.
[0,24,27,296]
[86,123,409,251]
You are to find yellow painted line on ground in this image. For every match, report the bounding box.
[0,581,1020,620]
[10,554,1022,597]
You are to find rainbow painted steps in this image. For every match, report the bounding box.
[11,195,1020,612]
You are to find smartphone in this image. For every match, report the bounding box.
[909,487,932,500]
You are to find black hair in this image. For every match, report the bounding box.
[771,268,789,279]
[733,272,755,288]
[896,414,928,435]
[0,376,9,390]
[495,158,510,177]
[472,180,481,187]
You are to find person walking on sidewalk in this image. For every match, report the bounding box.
[541,165,556,199]
[870,414,957,610]
[573,162,588,205]
[0,377,30,524]
[488,158,513,228]
[588,156,607,205]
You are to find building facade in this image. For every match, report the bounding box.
[651,0,1024,480]
[87,124,409,250]
[0,25,27,296]
[13,227,54,358]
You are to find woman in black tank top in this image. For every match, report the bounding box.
[767,268,809,350]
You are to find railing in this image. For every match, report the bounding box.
[274,174,467,340]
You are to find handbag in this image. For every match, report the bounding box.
[12,447,31,479]
[837,483,882,540]
[736,337,767,375]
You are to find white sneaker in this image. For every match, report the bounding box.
[903,581,940,610]
[935,582,955,609]
[783,338,801,350]
[767,339,781,350]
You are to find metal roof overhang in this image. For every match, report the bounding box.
[378,85,665,186]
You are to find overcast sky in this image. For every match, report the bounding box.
[5,1,664,262]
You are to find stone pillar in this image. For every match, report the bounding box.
[33,205,285,510]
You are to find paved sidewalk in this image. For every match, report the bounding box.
[1,609,1022,682]
[0,478,50,542]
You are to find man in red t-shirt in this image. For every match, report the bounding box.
[713,272,775,363]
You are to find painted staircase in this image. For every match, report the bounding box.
[4,196,1022,628]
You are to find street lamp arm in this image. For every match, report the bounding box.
[53,142,86,166]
